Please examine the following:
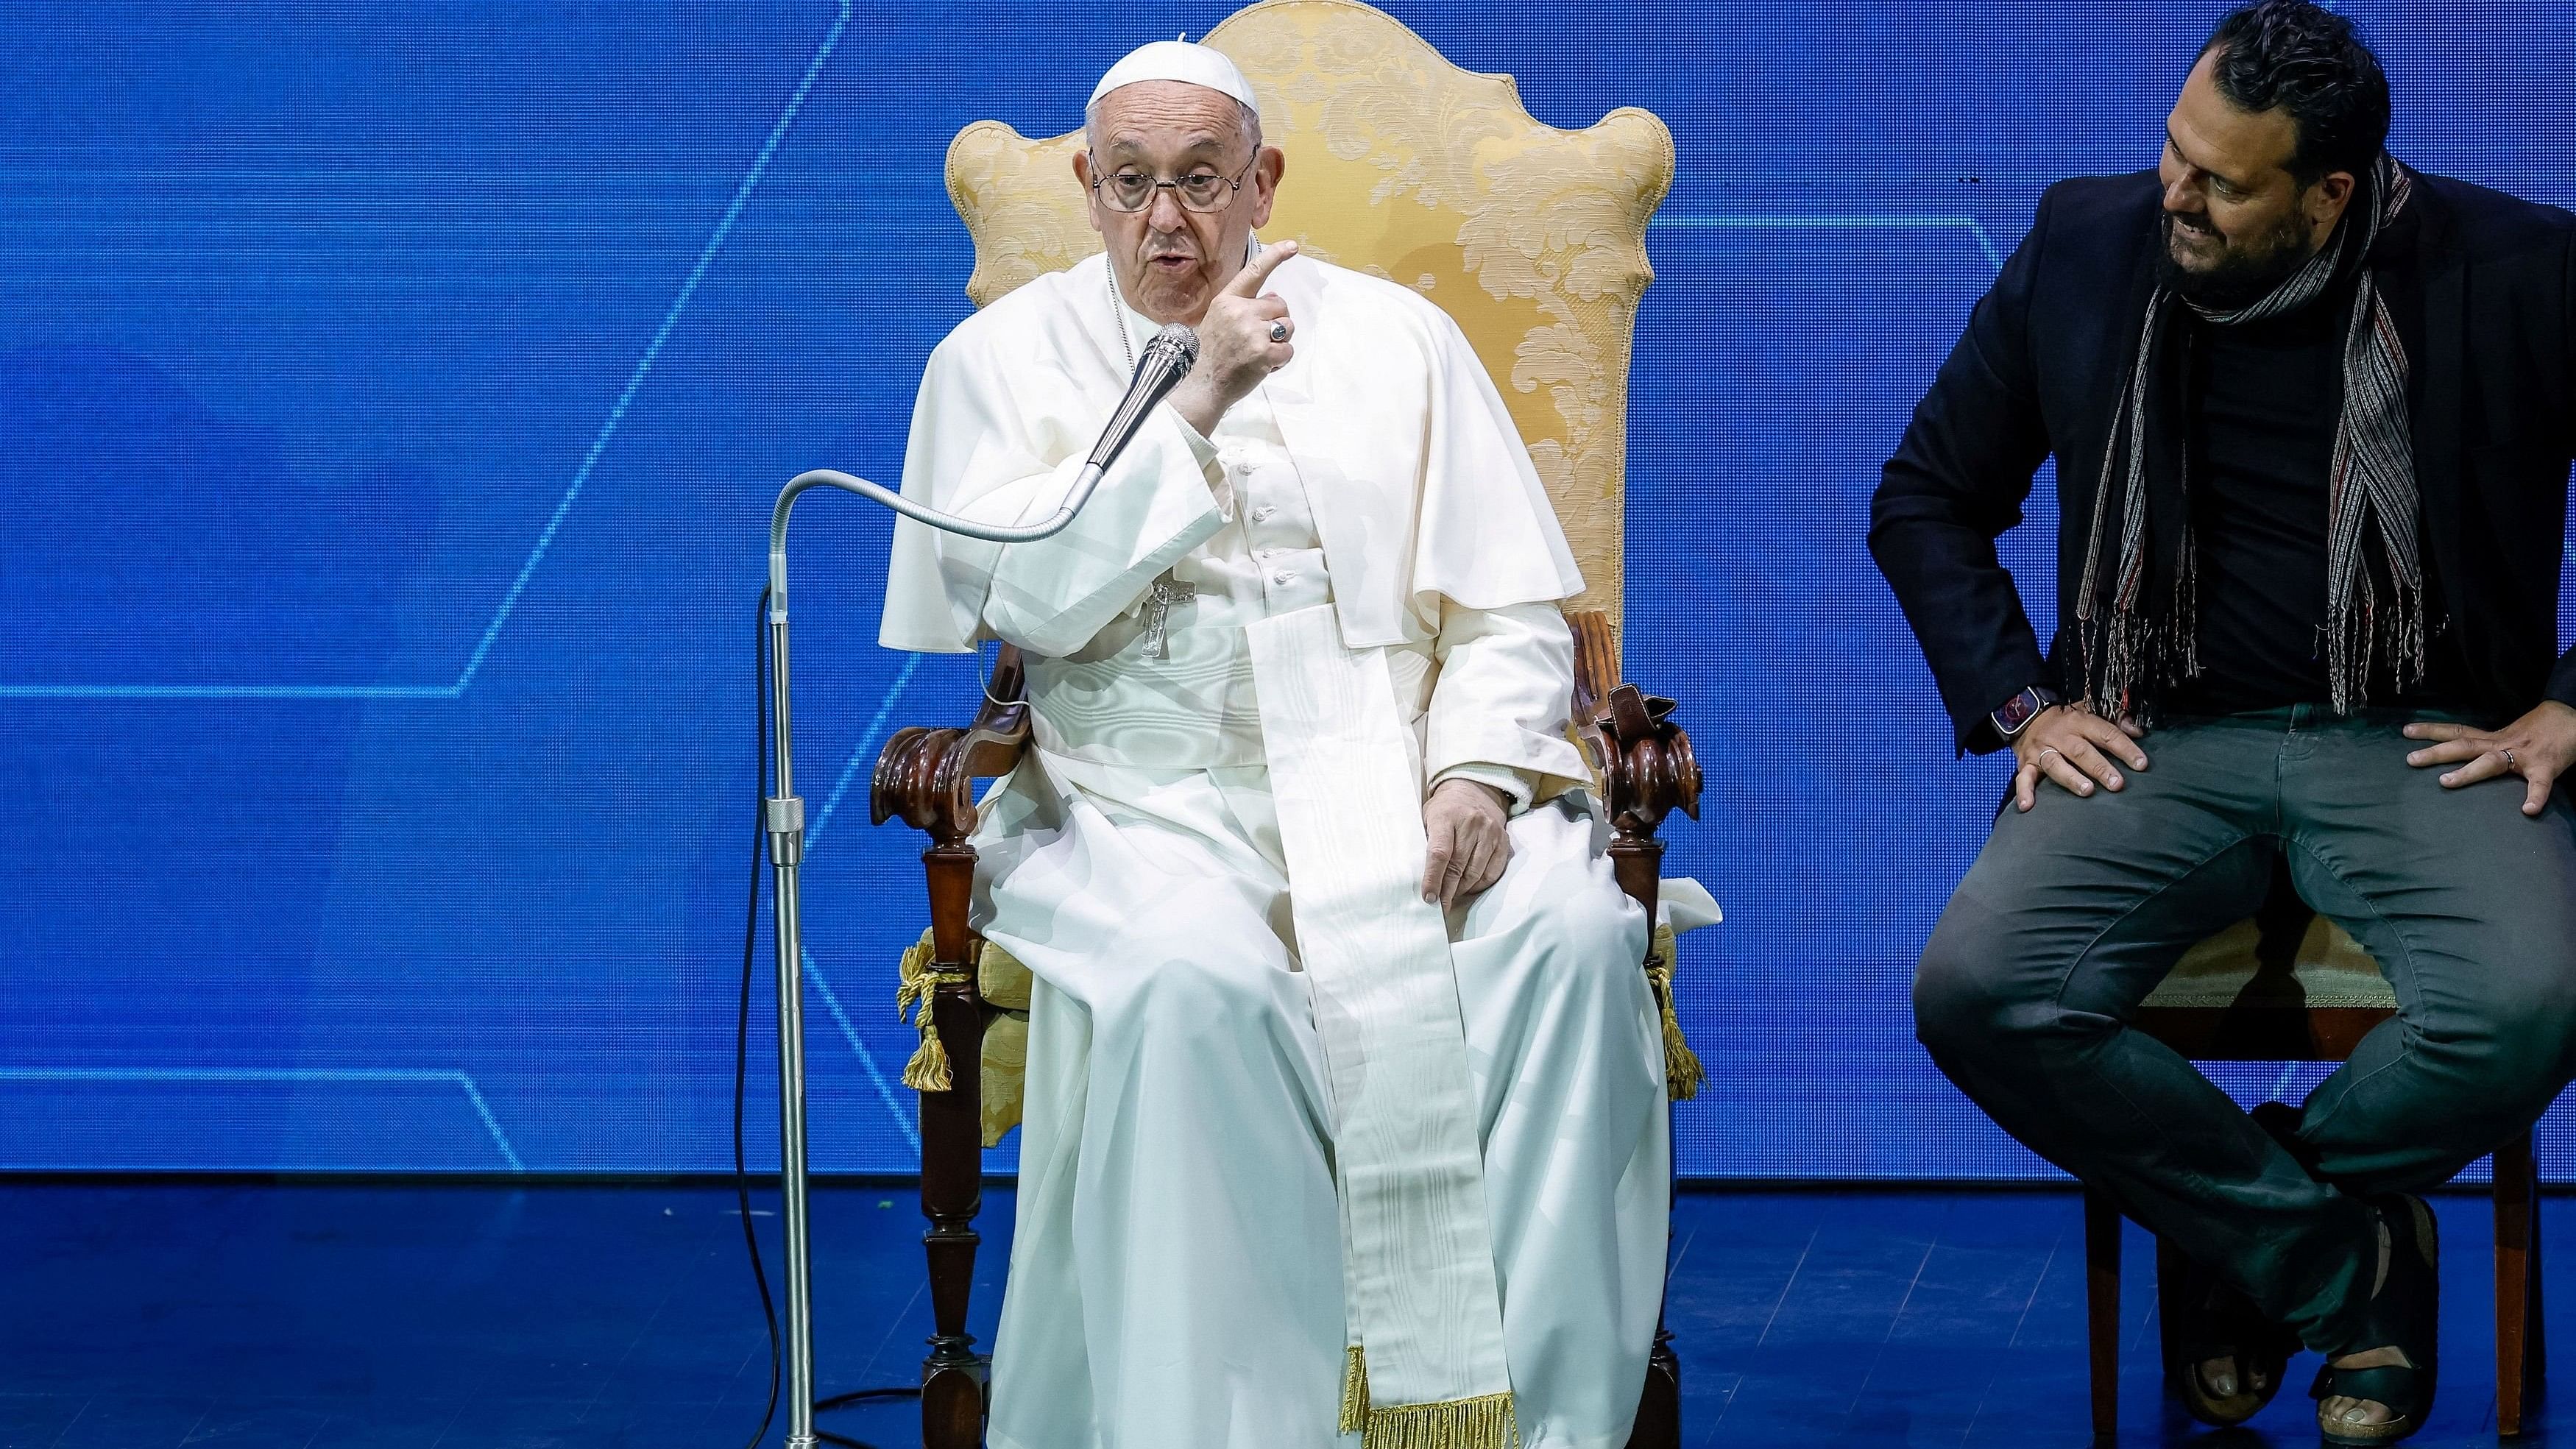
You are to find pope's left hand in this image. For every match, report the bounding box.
[1421,778,1513,909]
[2405,701,2576,818]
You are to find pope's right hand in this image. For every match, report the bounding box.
[1169,241,1298,436]
[2010,706,2150,812]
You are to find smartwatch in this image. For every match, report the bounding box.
[1989,684,2061,742]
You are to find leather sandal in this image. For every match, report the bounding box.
[2312,1194,2439,1445]
[2165,1250,2297,1427]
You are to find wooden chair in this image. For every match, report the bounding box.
[868,3,1694,1445]
[2081,860,2546,1439]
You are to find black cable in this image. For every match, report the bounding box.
[812,1389,922,1413]
[737,586,784,1449]
[736,585,920,1448]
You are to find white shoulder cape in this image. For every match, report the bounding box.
[878,250,1584,654]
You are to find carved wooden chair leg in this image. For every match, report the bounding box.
[919,841,989,1449]
[2151,1232,2187,1392]
[1624,1315,1680,1449]
[1607,788,1683,1449]
[1571,614,1702,1449]
[2532,1165,2549,1397]
[2497,1128,2540,1437]
[2083,1186,2122,1442]
[874,656,1029,1449]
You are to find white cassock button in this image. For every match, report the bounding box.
[1253,506,1277,522]
[1273,571,1295,585]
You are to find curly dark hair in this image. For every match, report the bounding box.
[2201,0,2392,183]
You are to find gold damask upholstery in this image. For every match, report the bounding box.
[945,0,1673,638]
[2142,912,2396,1011]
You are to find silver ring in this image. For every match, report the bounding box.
[2504,748,2517,770]
[2037,747,2064,766]
[1269,320,1289,343]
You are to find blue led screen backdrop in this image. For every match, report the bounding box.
[3,1,2570,1175]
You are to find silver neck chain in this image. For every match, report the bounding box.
[1103,255,1138,375]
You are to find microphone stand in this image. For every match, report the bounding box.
[756,468,1055,1449]
[762,469,926,1449]
[762,479,824,1449]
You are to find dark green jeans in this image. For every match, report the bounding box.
[1915,706,2576,1351]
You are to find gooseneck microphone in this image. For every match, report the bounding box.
[775,322,1200,548]
[1077,321,1203,483]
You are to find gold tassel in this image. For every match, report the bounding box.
[894,931,935,1019]
[894,927,971,1094]
[902,1024,952,1093]
[1357,1392,1520,1449]
[1339,1345,1369,1435]
[1646,924,1703,1102]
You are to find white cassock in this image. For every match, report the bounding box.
[880,247,1669,1449]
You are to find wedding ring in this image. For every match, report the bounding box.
[2037,747,2064,766]
[1269,320,1289,343]
[2504,748,2517,769]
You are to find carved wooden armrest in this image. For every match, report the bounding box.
[1566,612,1701,1105]
[1566,609,1701,921]
[870,644,1033,1024]
[871,645,1033,848]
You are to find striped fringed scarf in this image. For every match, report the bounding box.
[2076,152,2425,719]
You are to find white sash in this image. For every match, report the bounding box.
[1245,603,1516,1449]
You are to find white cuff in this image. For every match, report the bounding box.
[1429,762,1534,814]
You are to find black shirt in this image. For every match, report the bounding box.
[2166,274,2459,714]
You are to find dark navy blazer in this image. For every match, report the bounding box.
[1872,169,2576,752]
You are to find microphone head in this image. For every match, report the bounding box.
[1145,322,1200,370]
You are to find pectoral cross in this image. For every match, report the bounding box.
[1139,578,1196,661]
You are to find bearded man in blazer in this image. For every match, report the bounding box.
[1873,2,2576,1442]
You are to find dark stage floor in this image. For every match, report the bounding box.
[0,1182,2559,1448]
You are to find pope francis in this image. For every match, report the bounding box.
[878,41,1671,1449]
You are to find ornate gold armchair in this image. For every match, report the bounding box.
[869,4,1695,1445]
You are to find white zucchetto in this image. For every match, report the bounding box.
[1087,40,1261,116]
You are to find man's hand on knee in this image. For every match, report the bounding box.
[2405,700,2576,818]
[2011,706,2150,814]
[1421,778,1512,908]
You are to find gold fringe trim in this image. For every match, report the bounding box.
[1335,1346,1519,1449]
[1646,924,1703,1102]
[1339,1345,1369,1435]
[895,929,973,1094]
[1360,1393,1519,1449]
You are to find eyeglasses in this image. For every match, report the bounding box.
[1089,154,1259,214]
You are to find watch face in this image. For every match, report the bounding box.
[1995,689,2042,735]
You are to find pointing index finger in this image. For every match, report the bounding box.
[1226,240,1298,297]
